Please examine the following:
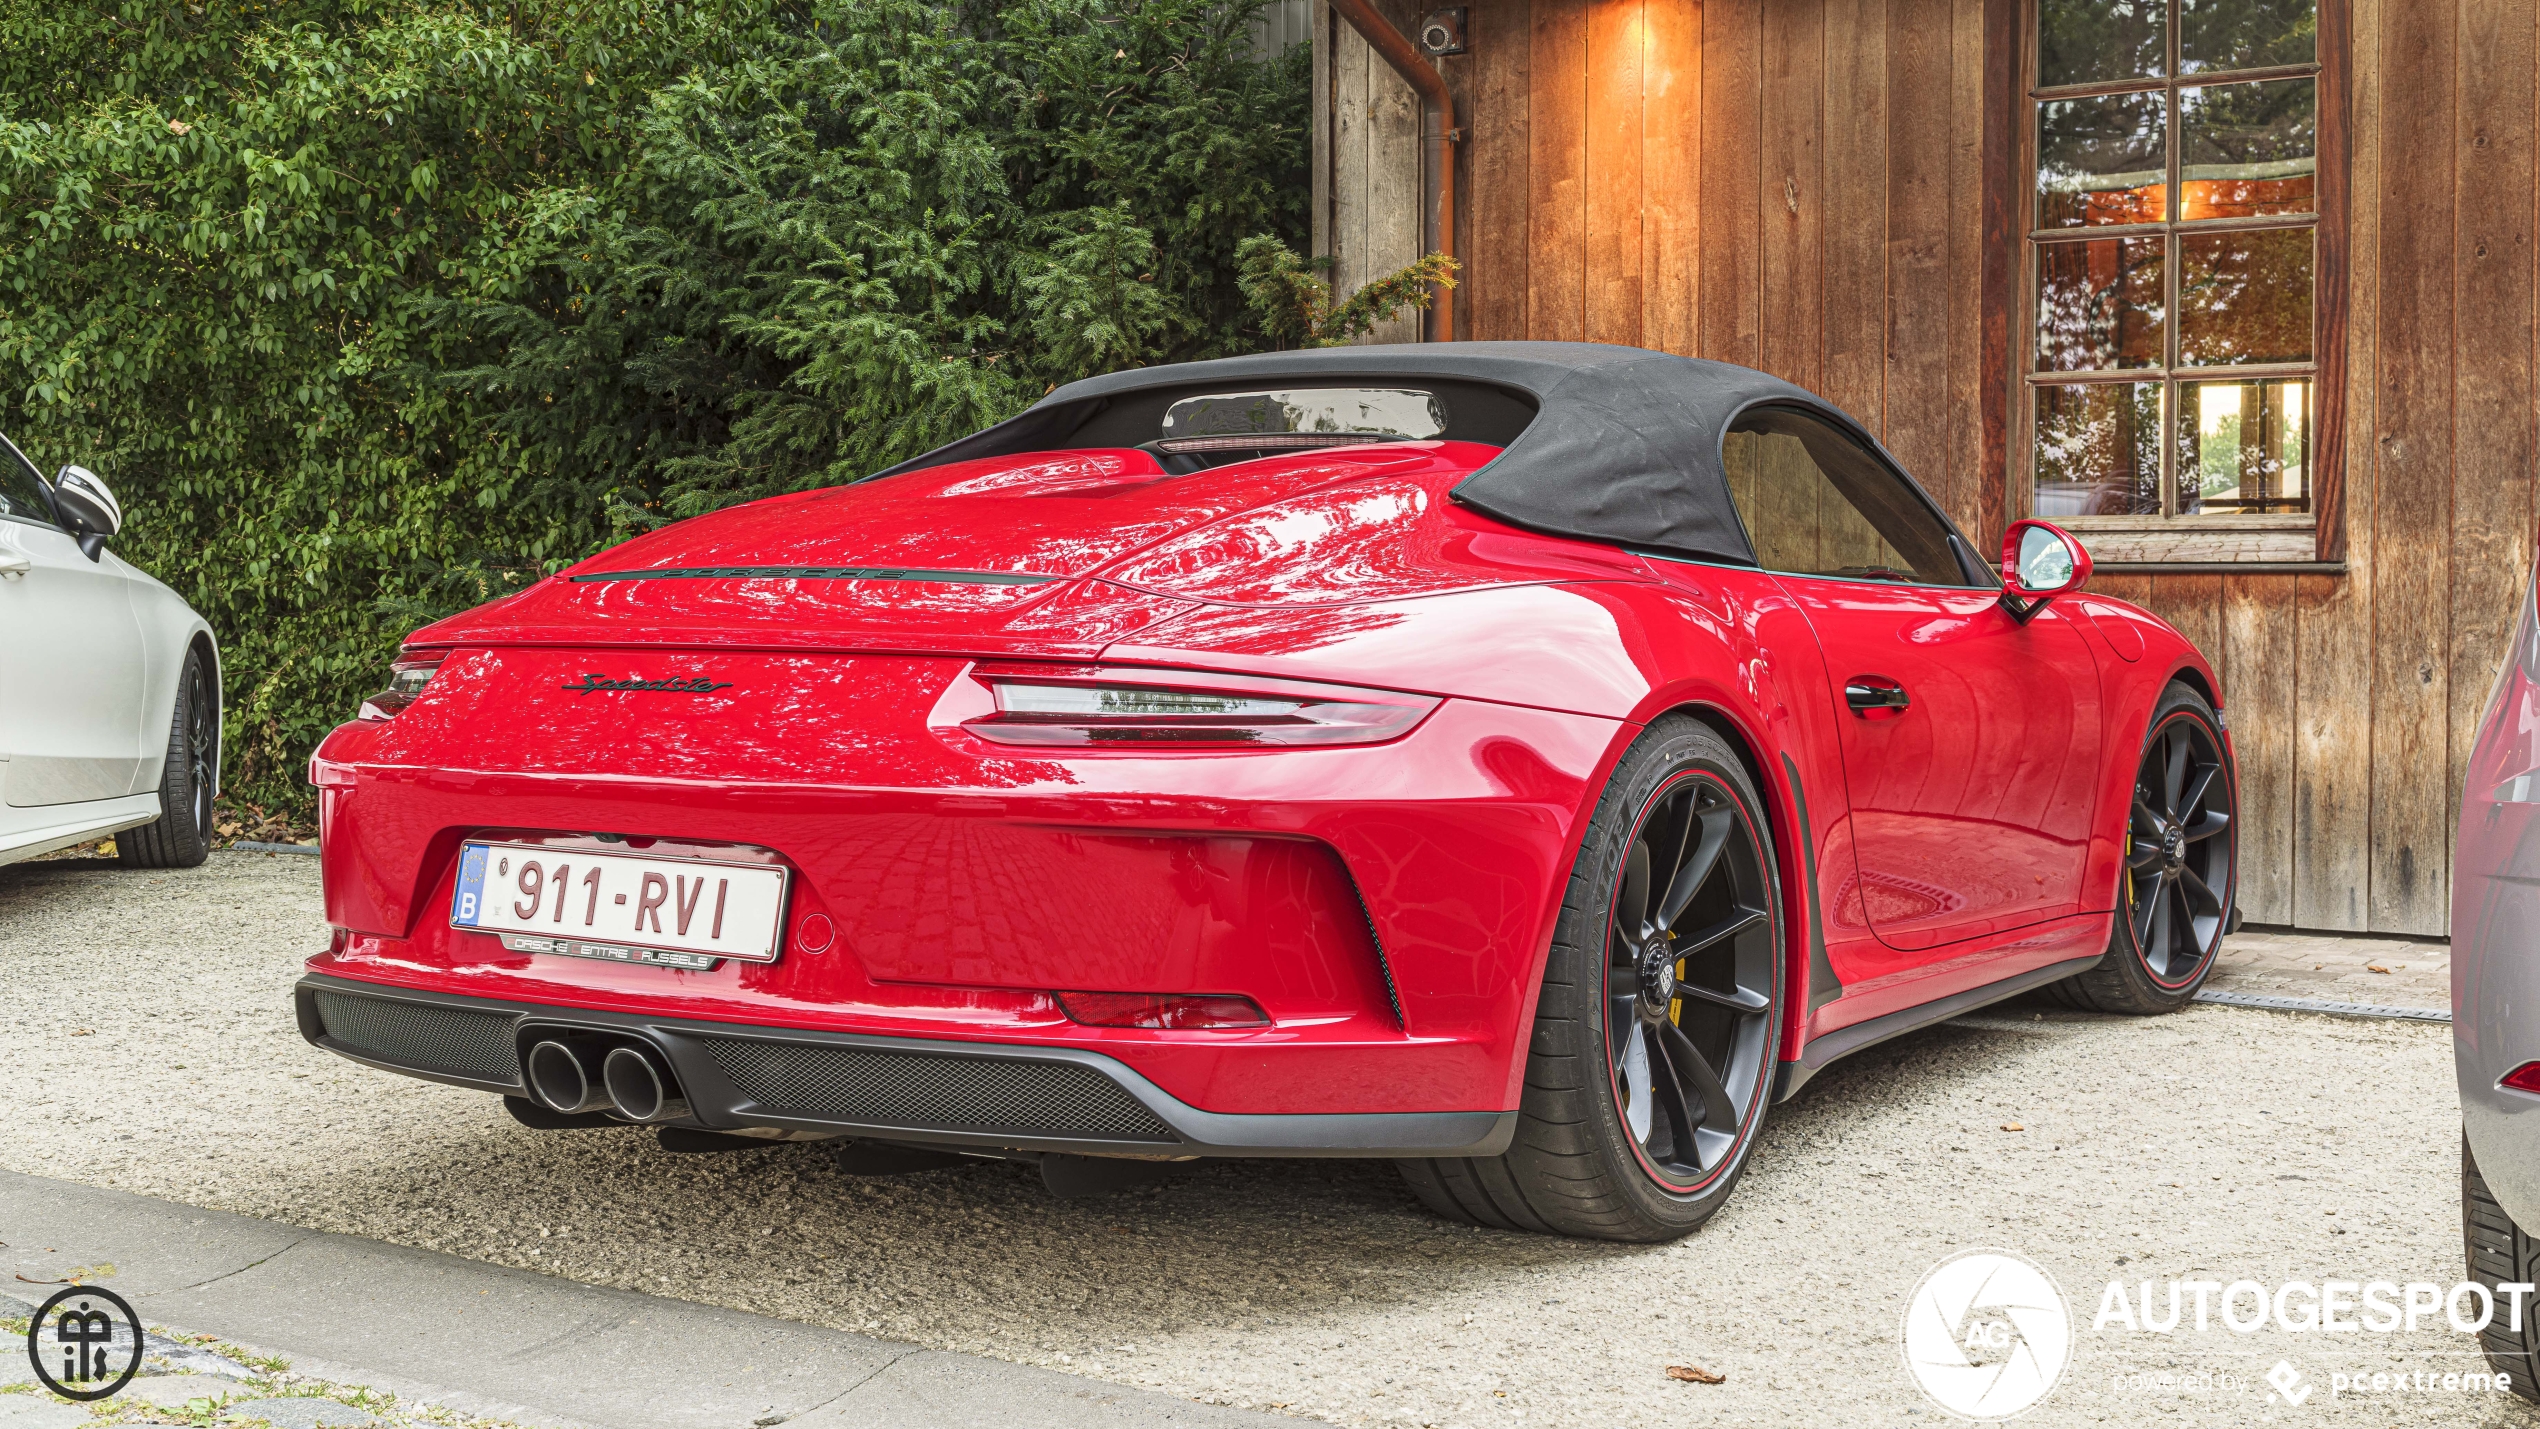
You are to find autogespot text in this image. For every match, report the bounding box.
[2093,1277,2533,1337]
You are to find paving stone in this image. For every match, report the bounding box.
[220,1399,385,1429]
[140,1338,260,1380]
[0,1398,93,1429]
[114,1375,262,1407]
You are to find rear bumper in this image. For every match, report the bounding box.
[297,972,1516,1159]
[310,649,1627,1115]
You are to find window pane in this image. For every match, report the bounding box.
[2038,0,2168,89]
[2177,378,2313,514]
[0,432,56,528]
[2036,237,2167,372]
[1722,410,1970,586]
[2178,226,2314,364]
[2181,77,2316,220]
[2180,0,2317,74]
[2034,383,2163,516]
[2037,91,2168,229]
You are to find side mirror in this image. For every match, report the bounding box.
[1999,518,2091,624]
[50,464,122,561]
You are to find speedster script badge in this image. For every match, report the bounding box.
[561,673,735,696]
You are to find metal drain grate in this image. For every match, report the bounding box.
[2193,989,2451,1024]
[701,1038,1177,1142]
[314,990,523,1083]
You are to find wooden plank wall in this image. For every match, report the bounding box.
[1358,0,2006,537]
[1322,0,1427,344]
[2084,0,2539,936]
[1314,0,2540,936]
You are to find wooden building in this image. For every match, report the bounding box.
[1311,0,2532,938]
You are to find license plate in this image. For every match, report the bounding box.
[451,841,789,969]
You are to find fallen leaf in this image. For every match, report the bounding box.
[68,1028,92,1036]
[2001,1122,2024,1132]
[2367,964,2390,974]
[1667,1365,1725,1384]
[167,119,192,135]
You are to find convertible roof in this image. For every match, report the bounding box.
[867,341,1900,566]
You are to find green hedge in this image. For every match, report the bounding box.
[0,0,1308,813]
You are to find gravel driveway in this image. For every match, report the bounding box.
[2,851,2526,1428]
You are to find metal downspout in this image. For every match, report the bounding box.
[1327,0,1458,341]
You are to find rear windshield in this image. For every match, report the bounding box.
[1056,376,1536,468]
[1161,388,1448,441]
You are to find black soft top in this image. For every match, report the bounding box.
[869,341,1921,566]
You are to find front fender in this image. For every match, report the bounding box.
[2070,593,2228,916]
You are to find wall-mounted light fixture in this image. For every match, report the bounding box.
[1417,7,1468,56]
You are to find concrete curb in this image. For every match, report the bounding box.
[1,1171,1279,1429]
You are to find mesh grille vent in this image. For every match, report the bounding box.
[701,1038,1175,1142]
[314,990,521,1084]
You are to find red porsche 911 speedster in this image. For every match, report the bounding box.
[299,342,2238,1242]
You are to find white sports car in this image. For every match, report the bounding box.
[0,430,220,868]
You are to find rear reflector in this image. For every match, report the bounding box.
[2503,1063,2540,1095]
[1057,991,1271,1030]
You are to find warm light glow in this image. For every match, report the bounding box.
[2196,381,2304,438]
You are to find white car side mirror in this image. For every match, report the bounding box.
[50,464,122,560]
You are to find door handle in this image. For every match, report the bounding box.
[0,552,27,580]
[1844,678,1910,716]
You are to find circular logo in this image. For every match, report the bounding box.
[24,1284,144,1401]
[1901,1249,2069,1421]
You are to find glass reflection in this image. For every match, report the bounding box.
[2034,383,2163,516]
[2178,378,2312,514]
[2178,227,2314,364]
[2180,0,2318,74]
[2037,90,2167,228]
[2181,77,2316,219]
[2035,236,2166,371]
[2038,0,2167,88]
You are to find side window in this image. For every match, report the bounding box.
[1721,408,1971,587]
[0,433,57,528]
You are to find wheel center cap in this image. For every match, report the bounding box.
[2162,826,2184,869]
[1639,942,1678,1016]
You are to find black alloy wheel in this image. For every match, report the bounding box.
[119,645,215,869]
[1604,771,1778,1189]
[2125,707,2233,985]
[2048,681,2235,1014]
[1395,716,1785,1240]
[183,660,214,837]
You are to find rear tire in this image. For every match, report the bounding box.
[2465,1138,2540,1403]
[2047,680,2234,1014]
[119,645,214,869]
[1396,716,1786,1241]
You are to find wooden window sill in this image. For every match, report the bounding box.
[2060,516,2322,566]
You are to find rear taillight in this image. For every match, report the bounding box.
[2503,1063,2540,1095]
[962,665,1436,749]
[358,654,444,720]
[1056,991,1271,1030]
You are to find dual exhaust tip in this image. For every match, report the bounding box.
[525,1037,690,1124]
